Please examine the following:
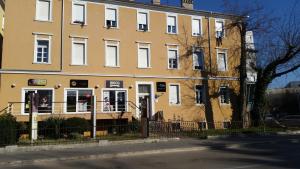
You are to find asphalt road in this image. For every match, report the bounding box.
[4,136,300,169]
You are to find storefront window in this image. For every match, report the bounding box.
[24,89,53,114]
[66,89,93,113]
[103,90,127,112]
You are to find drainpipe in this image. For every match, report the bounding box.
[206,12,213,74]
[60,0,64,71]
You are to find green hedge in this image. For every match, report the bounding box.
[0,113,18,146]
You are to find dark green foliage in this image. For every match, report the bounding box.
[63,117,90,135]
[0,113,18,146]
[42,117,65,139]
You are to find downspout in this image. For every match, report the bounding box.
[206,12,212,74]
[60,0,64,71]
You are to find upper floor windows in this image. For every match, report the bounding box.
[34,35,51,64]
[219,86,230,104]
[105,40,120,67]
[217,49,228,71]
[137,10,149,31]
[169,84,181,105]
[167,46,179,69]
[105,6,118,28]
[192,17,202,36]
[71,38,87,65]
[138,43,151,68]
[215,19,225,38]
[72,1,87,25]
[167,14,178,34]
[36,0,52,21]
[195,85,205,105]
[193,47,204,70]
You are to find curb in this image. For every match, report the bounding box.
[0,146,207,167]
[0,138,180,154]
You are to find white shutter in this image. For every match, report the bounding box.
[192,19,200,34]
[73,4,84,22]
[138,48,149,68]
[106,45,117,66]
[167,16,176,26]
[216,21,223,32]
[37,0,50,21]
[168,50,177,59]
[218,53,226,71]
[72,43,85,65]
[193,53,199,67]
[106,8,116,21]
[169,85,179,104]
[138,12,147,25]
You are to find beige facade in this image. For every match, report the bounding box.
[0,0,241,126]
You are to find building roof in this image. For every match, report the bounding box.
[84,0,241,19]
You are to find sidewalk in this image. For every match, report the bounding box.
[0,135,299,167]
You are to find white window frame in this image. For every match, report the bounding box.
[33,35,52,64]
[169,83,181,106]
[105,40,120,67]
[137,43,151,68]
[166,13,178,34]
[72,1,87,25]
[101,88,129,113]
[105,5,119,28]
[136,9,150,32]
[192,16,202,36]
[21,88,55,115]
[195,85,205,105]
[35,0,53,22]
[217,49,228,71]
[193,47,205,70]
[215,18,226,38]
[71,38,88,66]
[64,88,95,114]
[167,45,180,69]
[219,85,230,105]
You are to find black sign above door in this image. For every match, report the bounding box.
[70,80,88,88]
[156,82,166,92]
[106,80,123,88]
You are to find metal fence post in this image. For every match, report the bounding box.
[29,93,38,143]
[91,95,97,139]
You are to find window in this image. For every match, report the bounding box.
[193,48,204,70]
[192,17,201,36]
[35,38,50,64]
[220,86,230,104]
[169,84,180,105]
[215,19,225,38]
[137,11,149,31]
[217,50,227,71]
[105,41,119,67]
[138,44,151,68]
[168,47,179,69]
[23,89,53,114]
[103,90,127,112]
[36,0,52,21]
[195,85,205,104]
[65,89,93,113]
[105,7,118,28]
[72,39,87,65]
[167,15,177,34]
[72,2,86,24]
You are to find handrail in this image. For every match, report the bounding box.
[0,103,13,114]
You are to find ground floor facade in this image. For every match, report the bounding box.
[0,73,239,128]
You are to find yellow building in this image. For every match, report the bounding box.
[0,0,241,128]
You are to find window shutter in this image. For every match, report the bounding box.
[138,12,147,25]
[167,16,176,26]
[106,8,116,21]
[169,85,179,104]
[106,45,117,66]
[37,0,50,21]
[138,48,149,68]
[192,19,200,34]
[73,4,84,22]
[72,43,85,65]
[218,53,226,71]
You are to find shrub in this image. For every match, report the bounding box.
[63,117,90,135]
[0,113,18,146]
[42,117,65,139]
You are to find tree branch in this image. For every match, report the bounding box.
[272,63,300,78]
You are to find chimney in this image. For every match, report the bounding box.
[182,0,194,10]
[152,0,160,5]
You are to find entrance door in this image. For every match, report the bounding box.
[138,84,152,118]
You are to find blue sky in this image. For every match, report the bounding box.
[135,0,299,88]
